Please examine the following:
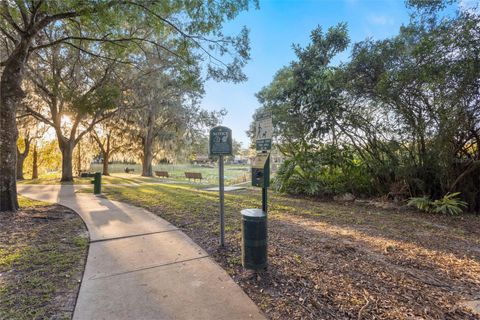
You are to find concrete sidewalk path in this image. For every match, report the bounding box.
[18,185,265,320]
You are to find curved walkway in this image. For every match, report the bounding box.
[18,185,265,320]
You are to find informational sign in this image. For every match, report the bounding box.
[209,125,233,247]
[255,113,272,151]
[209,126,232,156]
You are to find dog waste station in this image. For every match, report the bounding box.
[242,113,273,270]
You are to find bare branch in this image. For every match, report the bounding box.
[0,25,17,43]
[14,0,29,29]
[1,2,24,34]
[24,105,55,127]
[75,109,118,144]
[124,1,229,68]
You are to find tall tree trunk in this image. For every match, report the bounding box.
[16,137,31,180]
[102,153,110,175]
[0,39,32,211]
[102,134,111,175]
[77,142,81,176]
[142,108,155,177]
[16,151,26,180]
[32,144,38,179]
[142,138,154,177]
[0,89,20,210]
[59,140,75,182]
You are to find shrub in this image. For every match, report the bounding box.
[273,146,374,197]
[407,192,467,215]
[432,192,468,215]
[407,196,433,212]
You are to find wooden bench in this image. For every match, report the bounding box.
[124,167,135,173]
[80,172,94,178]
[185,172,203,182]
[155,171,169,178]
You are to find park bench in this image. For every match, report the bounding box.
[184,172,203,182]
[124,167,135,173]
[155,171,169,178]
[80,172,94,178]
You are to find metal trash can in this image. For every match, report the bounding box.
[241,209,267,270]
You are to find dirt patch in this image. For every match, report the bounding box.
[0,199,88,320]
[104,185,480,319]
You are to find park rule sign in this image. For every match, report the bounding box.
[209,126,232,156]
[255,113,273,151]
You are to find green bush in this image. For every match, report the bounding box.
[407,192,467,215]
[273,146,374,197]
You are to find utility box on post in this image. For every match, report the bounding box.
[251,152,270,188]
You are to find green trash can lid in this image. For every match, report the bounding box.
[241,208,265,218]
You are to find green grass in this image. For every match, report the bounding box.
[18,164,250,186]
[89,163,249,184]
[0,199,88,320]
[18,196,50,207]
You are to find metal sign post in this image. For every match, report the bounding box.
[219,154,225,246]
[209,126,232,247]
[262,155,269,213]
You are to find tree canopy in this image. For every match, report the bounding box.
[1,0,257,211]
[253,0,480,213]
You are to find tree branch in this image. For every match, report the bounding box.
[75,109,118,144]
[24,106,55,127]
[1,2,24,34]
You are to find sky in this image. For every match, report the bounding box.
[200,0,414,147]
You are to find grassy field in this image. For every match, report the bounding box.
[18,163,250,186]
[94,182,480,319]
[90,163,250,184]
[0,197,88,320]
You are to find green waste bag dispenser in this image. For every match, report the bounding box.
[251,152,270,188]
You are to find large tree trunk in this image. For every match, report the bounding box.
[16,137,31,180]
[76,142,81,176]
[102,134,110,175]
[16,152,27,180]
[102,150,110,175]
[32,144,38,179]
[141,109,155,177]
[59,140,75,182]
[0,39,32,211]
[142,138,154,177]
[0,92,20,211]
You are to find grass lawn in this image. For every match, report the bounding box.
[0,197,89,320]
[97,183,480,319]
[18,172,167,186]
[18,164,249,186]
[89,163,250,185]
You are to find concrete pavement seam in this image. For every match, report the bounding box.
[89,255,210,280]
[89,228,180,243]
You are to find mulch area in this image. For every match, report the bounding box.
[0,202,88,320]
[143,189,480,319]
